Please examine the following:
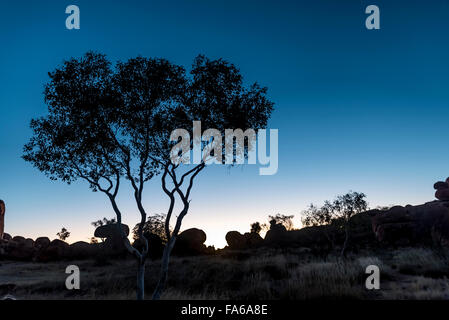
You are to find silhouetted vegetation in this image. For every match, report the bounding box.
[5,246,449,300]
[132,214,169,242]
[268,214,295,230]
[22,52,274,300]
[250,222,262,234]
[91,217,116,228]
[56,228,70,241]
[301,191,368,257]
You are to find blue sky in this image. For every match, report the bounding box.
[1,0,449,247]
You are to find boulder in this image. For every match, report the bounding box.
[34,237,50,250]
[264,223,288,244]
[371,201,449,246]
[3,239,35,260]
[436,189,449,201]
[434,178,449,201]
[0,235,36,260]
[67,241,98,259]
[173,228,207,256]
[94,224,129,238]
[226,231,264,250]
[94,223,130,257]
[35,239,69,262]
[49,239,69,249]
[12,236,26,244]
[178,228,206,245]
[24,238,34,248]
[226,231,247,250]
[434,181,448,190]
[245,232,264,248]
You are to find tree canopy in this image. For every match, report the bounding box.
[23,51,274,300]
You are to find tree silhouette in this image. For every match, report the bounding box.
[148,55,274,299]
[132,214,169,242]
[23,52,274,300]
[333,191,368,257]
[302,191,368,257]
[268,214,295,230]
[23,52,182,300]
[301,202,338,250]
[57,227,70,241]
[250,222,262,234]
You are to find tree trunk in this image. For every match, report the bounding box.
[340,224,349,258]
[136,258,146,300]
[152,236,177,300]
[0,200,5,240]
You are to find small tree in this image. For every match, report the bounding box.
[268,214,295,231]
[57,227,70,241]
[333,191,368,257]
[301,192,367,257]
[23,52,184,300]
[250,222,262,234]
[91,217,116,228]
[301,202,338,249]
[149,55,274,299]
[24,52,274,300]
[132,214,169,242]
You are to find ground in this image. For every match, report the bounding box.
[1,246,449,300]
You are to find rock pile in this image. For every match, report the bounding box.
[94,223,130,256]
[372,201,449,246]
[173,228,211,256]
[0,236,64,261]
[434,177,449,201]
[225,231,264,250]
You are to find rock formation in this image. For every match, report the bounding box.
[264,223,288,245]
[434,177,449,201]
[34,237,50,250]
[67,241,99,259]
[173,228,208,256]
[94,223,130,256]
[0,235,97,262]
[35,239,70,262]
[372,201,449,246]
[94,224,129,239]
[0,200,5,240]
[226,231,264,250]
[1,237,35,260]
[368,178,449,246]
[226,231,246,249]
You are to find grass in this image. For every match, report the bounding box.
[1,246,449,300]
[391,247,449,278]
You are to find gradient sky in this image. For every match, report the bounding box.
[1,0,449,248]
